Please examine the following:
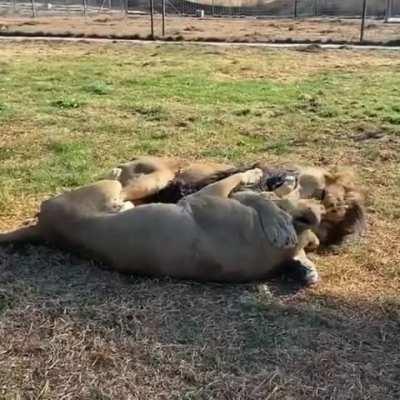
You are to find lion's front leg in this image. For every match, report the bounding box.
[298,229,320,252]
[287,228,320,285]
[194,168,263,199]
[293,249,319,286]
[120,169,176,202]
[278,228,320,286]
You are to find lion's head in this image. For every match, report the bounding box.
[316,168,366,246]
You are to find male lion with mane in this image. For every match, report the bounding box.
[105,156,367,248]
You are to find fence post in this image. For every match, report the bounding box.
[313,0,319,16]
[360,0,368,42]
[385,0,392,22]
[149,0,155,39]
[31,0,37,17]
[162,0,166,35]
[293,0,297,18]
[82,0,87,15]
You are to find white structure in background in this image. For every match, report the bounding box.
[385,0,400,22]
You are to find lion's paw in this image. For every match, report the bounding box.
[119,201,135,212]
[241,168,263,185]
[109,200,134,213]
[105,167,123,181]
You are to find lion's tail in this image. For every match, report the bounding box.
[0,224,42,244]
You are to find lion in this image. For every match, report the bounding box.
[0,169,322,285]
[105,156,366,247]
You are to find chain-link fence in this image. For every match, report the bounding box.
[2,0,397,18]
[0,0,399,44]
[0,0,128,16]
[147,0,400,18]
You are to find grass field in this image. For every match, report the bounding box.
[0,41,400,399]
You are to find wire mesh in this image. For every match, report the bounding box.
[0,0,399,43]
[0,0,127,16]
[1,0,400,17]
[128,0,400,18]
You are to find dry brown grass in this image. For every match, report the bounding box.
[1,241,399,399]
[0,41,400,399]
[0,15,400,44]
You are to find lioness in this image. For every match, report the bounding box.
[0,169,321,285]
[106,156,366,247]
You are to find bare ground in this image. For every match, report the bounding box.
[0,14,400,43]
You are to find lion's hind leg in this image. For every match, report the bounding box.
[0,180,129,246]
[51,180,126,215]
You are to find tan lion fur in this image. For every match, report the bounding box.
[107,157,366,247]
[0,170,321,284]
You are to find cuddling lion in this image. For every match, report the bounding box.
[0,169,322,285]
[106,156,366,247]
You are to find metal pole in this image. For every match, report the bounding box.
[385,0,392,22]
[82,0,87,16]
[314,0,318,16]
[360,0,368,42]
[149,0,154,39]
[12,0,16,13]
[293,0,297,18]
[31,0,37,17]
[162,0,166,36]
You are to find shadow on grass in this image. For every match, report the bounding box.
[0,244,399,399]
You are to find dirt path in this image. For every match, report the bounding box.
[0,14,399,44]
[1,33,400,50]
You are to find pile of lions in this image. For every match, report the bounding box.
[0,156,366,286]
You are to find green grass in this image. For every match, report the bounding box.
[0,42,399,223]
[84,81,113,96]
[50,96,86,109]
[32,141,95,190]
[0,42,400,400]
[0,44,399,203]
